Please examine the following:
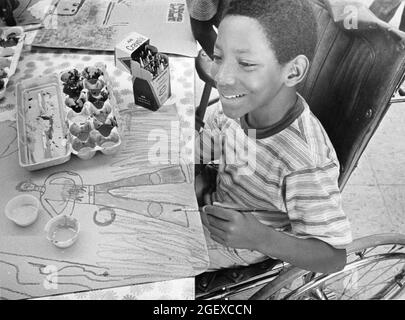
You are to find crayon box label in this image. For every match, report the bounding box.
[131,58,171,111]
[114,32,149,74]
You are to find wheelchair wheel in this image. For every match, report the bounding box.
[250,234,405,300]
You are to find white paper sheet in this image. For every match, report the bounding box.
[105,0,198,57]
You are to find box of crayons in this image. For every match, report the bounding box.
[114,32,149,74]
[115,32,171,111]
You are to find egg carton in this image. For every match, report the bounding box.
[15,64,122,170]
[0,26,24,100]
[60,63,122,160]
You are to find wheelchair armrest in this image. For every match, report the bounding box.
[324,0,405,45]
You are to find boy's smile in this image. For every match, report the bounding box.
[212,15,292,128]
[221,93,246,100]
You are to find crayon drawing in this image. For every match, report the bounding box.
[16,166,191,228]
[33,0,129,51]
[31,0,197,56]
[0,159,206,299]
[0,97,207,299]
[0,121,17,159]
[0,53,206,299]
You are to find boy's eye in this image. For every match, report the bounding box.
[212,54,222,63]
[239,61,257,68]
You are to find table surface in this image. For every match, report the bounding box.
[0,39,208,300]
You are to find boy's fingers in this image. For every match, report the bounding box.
[203,205,237,220]
[203,192,212,206]
[209,224,227,239]
[213,201,241,210]
[209,232,226,246]
[207,214,228,232]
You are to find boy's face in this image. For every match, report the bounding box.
[212,15,287,120]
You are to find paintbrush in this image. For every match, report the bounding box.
[212,202,278,213]
[173,202,277,213]
[173,208,200,212]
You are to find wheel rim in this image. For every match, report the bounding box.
[278,244,405,300]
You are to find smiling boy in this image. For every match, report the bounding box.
[196,0,352,273]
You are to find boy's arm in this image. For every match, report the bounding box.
[204,206,346,273]
[204,160,351,273]
[255,225,347,273]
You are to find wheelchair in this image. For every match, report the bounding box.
[194,0,405,300]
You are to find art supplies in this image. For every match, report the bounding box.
[115,32,171,111]
[212,202,279,213]
[44,215,80,249]
[15,63,122,171]
[15,74,71,171]
[0,26,24,100]
[61,64,122,160]
[115,32,149,74]
[5,194,40,227]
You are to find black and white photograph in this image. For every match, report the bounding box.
[0,0,404,305]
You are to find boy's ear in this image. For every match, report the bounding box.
[284,55,309,87]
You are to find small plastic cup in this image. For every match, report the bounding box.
[5,194,40,227]
[44,215,80,248]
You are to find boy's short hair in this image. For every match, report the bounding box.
[224,0,318,64]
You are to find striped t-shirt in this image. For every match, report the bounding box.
[198,95,352,249]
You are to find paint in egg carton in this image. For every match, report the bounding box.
[15,64,122,170]
[60,63,122,160]
[0,26,25,100]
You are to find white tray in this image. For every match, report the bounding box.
[16,74,71,171]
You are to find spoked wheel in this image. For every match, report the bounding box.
[250,234,405,300]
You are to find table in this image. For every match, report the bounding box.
[0,39,209,300]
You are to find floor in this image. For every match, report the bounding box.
[194,76,405,300]
[342,100,405,238]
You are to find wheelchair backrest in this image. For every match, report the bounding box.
[299,0,405,189]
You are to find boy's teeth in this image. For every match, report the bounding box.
[223,94,245,99]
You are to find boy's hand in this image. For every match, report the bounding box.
[203,205,266,250]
